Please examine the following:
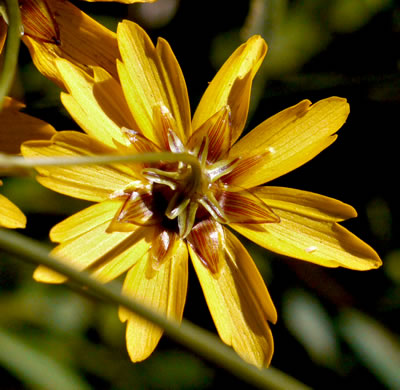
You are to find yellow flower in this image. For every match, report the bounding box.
[21,20,381,367]
[1,0,155,86]
[0,97,56,228]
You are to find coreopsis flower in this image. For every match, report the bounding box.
[0,0,155,86]
[0,97,56,228]
[21,20,381,367]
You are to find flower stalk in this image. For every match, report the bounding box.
[0,151,202,179]
[0,0,21,109]
[0,227,311,390]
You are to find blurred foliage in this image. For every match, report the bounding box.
[1,0,399,389]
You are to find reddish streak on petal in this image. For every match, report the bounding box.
[197,136,208,164]
[223,151,271,185]
[20,0,60,45]
[153,105,179,151]
[218,190,280,224]
[206,106,232,163]
[122,128,160,154]
[150,229,178,269]
[187,219,224,274]
[188,106,232,163]
[115,190,155,226]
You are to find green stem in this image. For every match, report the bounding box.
[0,151,203,182]
[0,228,311,390]
[0,0,21,109]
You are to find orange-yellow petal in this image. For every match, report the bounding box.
[192,35,267,144]
[20,0,60,45]
[22,0,119,87]
[0,17,7,53]
[34,200,149,283]
[189,226,276,367]
[0,97,56,154]
[57,60,132,148]
[231,186,382,270]
[0,193,26,229]
[117,20,191,146]
[229,97,349,188]
[119,236,188,362]
[187,105,232,163]
[21,132,138,202]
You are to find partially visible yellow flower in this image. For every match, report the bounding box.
[0,97,56,228]
[0,181,26,228]
[0,0,156,86]
[22,21,381,367]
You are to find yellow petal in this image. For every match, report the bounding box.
[21,132,137,202]
[117,20,191,145]
[34,205,147,283]
[57,60,132,148]
[189,226,276,367]
[50,199,124,243]
[0,17,7,54]
[0,193,26,229]
[253,186,357,222]
[119,237,188,362]
[187,105,232,163]
[229,97,349,188]
[231,187,382,270]
[0,97,56,154]
[22,0,119,87]
[192,35,267,143]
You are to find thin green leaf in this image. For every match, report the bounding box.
[338,308,400,389]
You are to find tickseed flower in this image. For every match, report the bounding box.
[21,20,381,367]
[0,0,155,86]
[0,96,55,228]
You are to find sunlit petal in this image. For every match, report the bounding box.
[0,193,26,229]
[50,199,124,243]
[231,187,381,270]
[229,97,349,187]
[117,20,191,146]
[22,0,119,87]
[187,105,232,163]
[57,60,131,148]
[218,188,280,224]
[21,132,138,202]
[186,219,224,274]
[119,236,188,362]
[34,210,148,283]
[189,227,276,367]
[192,35,267,143]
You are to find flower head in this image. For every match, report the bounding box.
[22,20,381,367]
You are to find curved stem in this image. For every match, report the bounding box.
[0,151,203,182]
[0,0,21,109]
[0,228,311,390]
